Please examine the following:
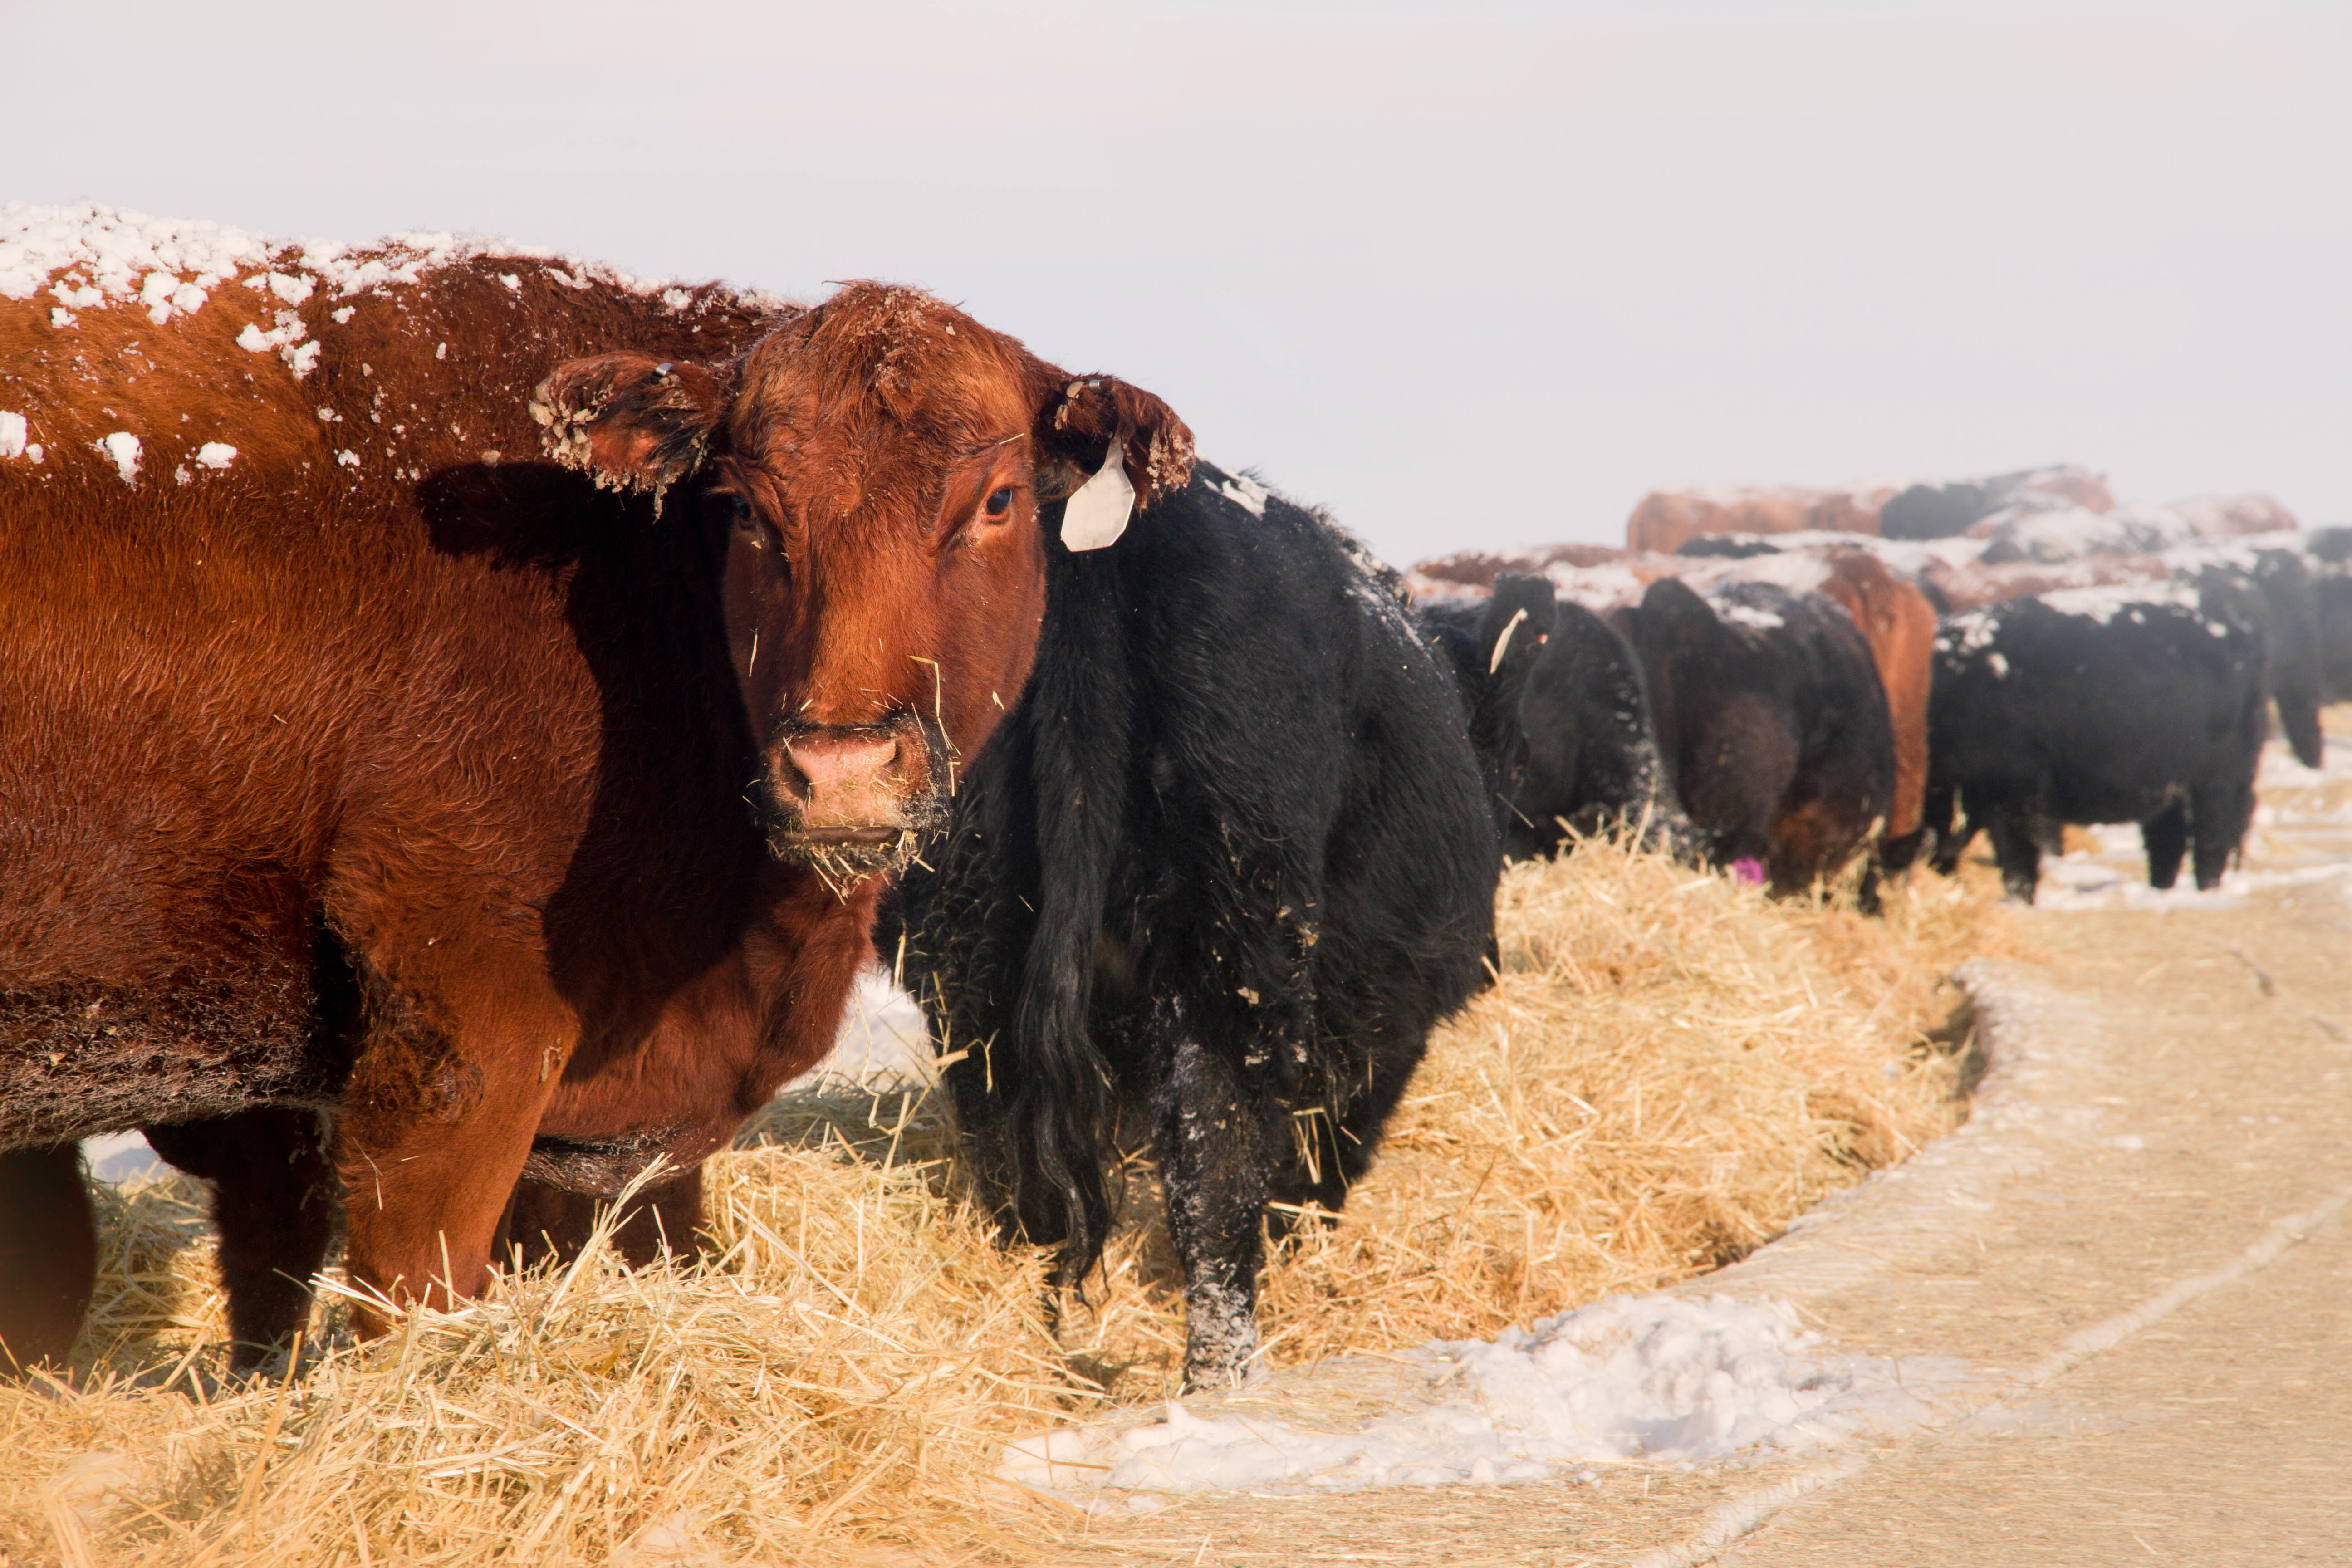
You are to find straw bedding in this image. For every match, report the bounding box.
[2,838,2007,1565]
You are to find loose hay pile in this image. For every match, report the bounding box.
[3,840,2007,1565]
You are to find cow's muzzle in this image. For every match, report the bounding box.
[757,718,945,887]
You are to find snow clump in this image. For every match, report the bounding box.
[1004,1294,1970,1501]
[97,432,141,485]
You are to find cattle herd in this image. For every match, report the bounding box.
[0,209,2341,1396]
[1415,466,2345,906]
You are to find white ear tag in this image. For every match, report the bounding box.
[1487,606,1530,675]
[1060,436,1135,551]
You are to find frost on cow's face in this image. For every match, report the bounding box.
[532,282,1192,890]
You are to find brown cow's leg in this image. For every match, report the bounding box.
[0,1143,97,1373]
[501,1167,707,1273]
[143,1110,337,1372]
[334,956,574,1329]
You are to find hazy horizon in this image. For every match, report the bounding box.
[8,0,2345,564]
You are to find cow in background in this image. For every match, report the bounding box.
[1926,581,2268,901]
[887,466,1498,1390]
[1417,574,1558,843]
[2163,543,2326,770]
[1877,466,2116,540]
[1626,484,1895,555]
[1612,578,1894,902]
[2312,528,2352,704]
[1809,554,1938,869]
[1504,598,1683,860]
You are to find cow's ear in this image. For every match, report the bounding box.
[1027,363,1195,550]
[532,353,730,508]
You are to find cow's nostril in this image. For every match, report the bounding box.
[781,732,902,804]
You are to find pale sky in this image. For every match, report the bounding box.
[8,1,2346,563]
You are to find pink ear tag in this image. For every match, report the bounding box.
[1061,436,1134,552]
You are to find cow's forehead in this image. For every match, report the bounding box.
[733,285,1034,462]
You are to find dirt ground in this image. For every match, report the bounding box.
[1032,761,2352,1565]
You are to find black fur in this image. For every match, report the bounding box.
[1506,601,1681,860]
[1613,578,1893,897]
[2166,545,2325,769]
[2304,526,2352,705]
[1924,583,2268,901]
[1879,470,2063,541]
[1416,574,1558,844]
[886,465,1498,1388]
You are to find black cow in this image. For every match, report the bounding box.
[1925,581,2268,901]
[2165,543,2325,768]
[2307,527,2352,705]
[1506,599,1682,861]
[886,464,1498,1390]
[1611,578,1894,901]
[1416,574,1558,843]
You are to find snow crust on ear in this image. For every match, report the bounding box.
[531,353,727,511]
[1032,370,1194,524]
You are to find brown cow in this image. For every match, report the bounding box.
[0,211,1189,1368]
[1808,554,1935,853]
[1624,483,1902,555]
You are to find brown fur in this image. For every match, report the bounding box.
[1812,553,1936,842]
[0,242,1189,1363]
[1624,485,1900,555]
[1922,554,2170,613]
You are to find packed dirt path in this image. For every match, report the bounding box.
[1042,755,2352,1565]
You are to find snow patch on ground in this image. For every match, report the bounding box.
[1003,1295,1972,1504]
[806,970,936,1086]
[2035,857,2351,913]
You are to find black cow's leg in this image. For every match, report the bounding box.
[1983,808,2043,903]
[1877,826,1929,877]
[1154,1038,1270,1391]
[2143,799,2191,890]
[0,1143,98,1372]
[1928,806,1978,877]
[145,1109,336,1372]
[2188,779,2254,892]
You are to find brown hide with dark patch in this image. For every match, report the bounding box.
[0,246,1191,1363]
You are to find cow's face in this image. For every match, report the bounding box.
[534,283,1191,889]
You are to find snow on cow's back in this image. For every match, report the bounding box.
[0,201,793,500]
[2034,578,2207,627]
[1940,577,2235,667]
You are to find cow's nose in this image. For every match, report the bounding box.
[779,731,903,823]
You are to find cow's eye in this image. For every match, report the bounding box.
[728,494,758,529]
[982,486,1014,520]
